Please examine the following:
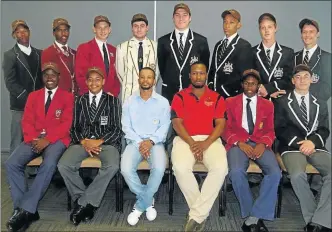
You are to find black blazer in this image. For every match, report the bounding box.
[2,44,43,111]
[157,29,210,103]
[208,34,253,99]
[70,92,123,152]
[253,42,294,95]
[274,91,330,155]
[294,46,331,101]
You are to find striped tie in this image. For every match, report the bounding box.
[303,51,309,65]
[90,95,97,121]
[266,49,272,66]
[300,96,309,130]
[217,38,228,66]
[179,33,184,61]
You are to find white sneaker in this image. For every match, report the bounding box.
[127,207,143,226]
[146,199,157,221]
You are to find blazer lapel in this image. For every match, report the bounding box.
[256,42,271,77]
[129,39,139,77]
[253,97,263,134]
[216,34,240,72]
[170,30,181,70]
[181,29,194,65]
[294,49,303,66]
[287,92,308,133]
[269,43,283,81]
[144,40,152,67]
[82,94,93,124]
[235,94,243,128]
[308,46,321,71]
[91,39,105,67]
[14,44,34,78]
[307,94,320,135]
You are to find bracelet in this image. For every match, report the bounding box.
[149,139,155,146]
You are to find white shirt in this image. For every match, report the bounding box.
[223,33,238,47]
[89,90,103,107]
[95,37,110,62]
[303,44,318,62]
[17,43,32,55]
[294,90,310,122]
[44,87,58,104]
[242,94,257,133]
[175,28,189,48]
[263,42,276,61]
[54,40,68,53]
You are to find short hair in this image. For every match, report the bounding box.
[139,67,155,78]
[190,61,207,71]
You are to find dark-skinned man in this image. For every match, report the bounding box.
[223,69,281,232]
[4,62,73,232]
[2,19,43,155]
[171,62,228,232]
[42,18,78,95]
[57,67,123,226]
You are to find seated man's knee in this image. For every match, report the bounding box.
[229,168,247,181]
[289,171,306,183]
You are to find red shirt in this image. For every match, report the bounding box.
[171,85,226,136]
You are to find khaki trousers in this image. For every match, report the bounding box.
[171,135,228,223]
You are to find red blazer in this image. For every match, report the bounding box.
[41,43,77,93]
[75,39,120,96]
[222,94,275,151]
[22,88,74,147]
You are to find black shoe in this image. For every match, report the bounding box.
[256,219,269,232]
[241,219,269,232]
[83,204,97,222]
[6,208,39,232]
[305,223,331,232]
[241,221,257,232]
[70,203,87,226]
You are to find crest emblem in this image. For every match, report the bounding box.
[259,122,264,129]
[190,56,199,65]
[223,62,233,73]
[204,97,214,106]
[109,52,114,57]
[55,110,62,118]
[311,73,320,83]
[150,63,156,70]
[273,67,283,78]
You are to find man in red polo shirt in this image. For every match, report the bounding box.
[171,61,228,232]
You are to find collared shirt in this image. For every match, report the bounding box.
[95,37,110,62]
[171,85,226,136]
[17,43,32,55]
[242,94,257,133]
[303,44,318,61]
[175,28,189,48]
[263,42,276,61]
[294,90,310,121]
[44,87,58,104]
[54,40,68,53]
[222,32,238,47]
[132,36,146,47]
[122,90,171,147]
[89,90,103,107]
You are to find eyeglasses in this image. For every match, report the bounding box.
[243,82,258,87]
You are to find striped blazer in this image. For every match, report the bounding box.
[70,91,123,152]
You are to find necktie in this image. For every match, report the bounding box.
[217,38,228,66]
[138,42,143,71]
[62,46,69,56]
[102,43,110,77]
[266,49,272,66]
[179,33,184,61]
[300,96,309,130]
[90,95,97,121]
[45,90,52,115]
[246,98,254,135]
[303,50,309,65]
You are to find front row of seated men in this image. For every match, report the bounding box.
[4,61,331,232]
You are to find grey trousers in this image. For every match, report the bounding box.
[10,110,24,155]
[282,151,331,228]
[57,145,119,207]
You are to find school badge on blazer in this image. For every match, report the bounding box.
[311,73,320,83]
[55,109,62,119]
[223,62,233,73]
[274,67,283,78]
[259,122,264,129]
[190,55,198,65]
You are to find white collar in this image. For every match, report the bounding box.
[54,40,68,50]
[89,90,103,98]
[95,37,107,47]
[304,44,318,54]
[263,42,276,51]
[45,86,58,95]
[223,32,238,43]
[243,93,258,104]
[294,90,310,100]
[175,28,189,36]
[17,43,32,55]
[131,37,147,46]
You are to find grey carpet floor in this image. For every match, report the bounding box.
[1,154,308,232]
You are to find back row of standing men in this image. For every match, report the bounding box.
[3,3,331,155]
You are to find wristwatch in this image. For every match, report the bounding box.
[149,139,155,146]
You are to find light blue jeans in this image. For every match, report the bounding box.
[121,143,167,212]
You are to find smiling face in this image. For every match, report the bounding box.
[14,25,30,46]
[43,69,60,90]
[53,24,70,45]
[190,63,207,89]
[242,76,259,98]
[173,8,191,30]
[292,71,312,92]
[93,21,111,41]
[86,71,105,94]
[301,24,319,49]
[138,68,155,91]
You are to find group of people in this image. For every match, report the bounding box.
[2,2,331,232]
